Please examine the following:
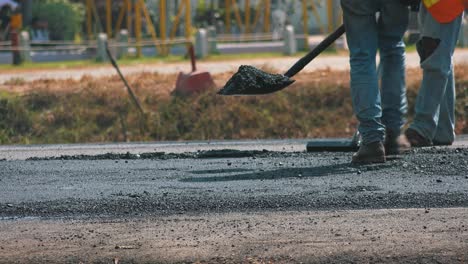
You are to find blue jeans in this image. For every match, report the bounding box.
[341,0,409,144]
[409,6,462,144]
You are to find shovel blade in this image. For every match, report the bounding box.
[218,65,295,95]
[174,71,216,96]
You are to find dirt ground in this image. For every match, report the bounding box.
[1,208,467,263]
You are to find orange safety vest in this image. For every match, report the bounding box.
[10,14,22,30]
[423,0,465,23]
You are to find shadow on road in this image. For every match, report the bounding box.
[181,163,361,182]
[189,168,254,175]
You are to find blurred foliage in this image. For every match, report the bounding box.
[0,67,466,145]
[32,0,85,41]
[0,93,32,143]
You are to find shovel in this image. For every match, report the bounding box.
[218,24,345,95]
[173,44,216,95]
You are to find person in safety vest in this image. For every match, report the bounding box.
[404,0,465,147]
[0,0,18,40]
[340,0,410,164]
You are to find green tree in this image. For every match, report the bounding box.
[32,0,84,41]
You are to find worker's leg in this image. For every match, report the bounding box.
[433,71,456,144]
[341,0,384,145]
[409,7,462,142]
[377,1,409,136]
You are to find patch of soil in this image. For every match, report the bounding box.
[25,149,281,161]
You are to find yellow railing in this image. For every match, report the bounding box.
[85,0,339,54]
[224,0,271,34]
[85,0,192,57]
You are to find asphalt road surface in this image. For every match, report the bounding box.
[1,138,468,263]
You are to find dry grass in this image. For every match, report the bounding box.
[0,65,466,144]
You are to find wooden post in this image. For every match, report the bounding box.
[302,0,309,50]
[225,0,231,33]
[126,0,132,36]
[106,0,112,37]
[160,0,167,55]
[327,0,333,33]
[264,0,271,33]
[134,0,142,57]
[185,0,192,39]
[86,0,93,39]
[245,0,250,33]
[327,0,337,49]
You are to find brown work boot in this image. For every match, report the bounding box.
[384,131,410,155]
[351,141,386,164]
[405,128,432,147]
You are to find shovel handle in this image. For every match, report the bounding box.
[284,24,346,78]
[105,45,145,117]
[188,44,197,72]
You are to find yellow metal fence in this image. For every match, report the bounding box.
[84,0,341,56]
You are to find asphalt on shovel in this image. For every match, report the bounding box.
[218,25,358,152]
[218,24,346,95]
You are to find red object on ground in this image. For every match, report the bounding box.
[173,44,215,96]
